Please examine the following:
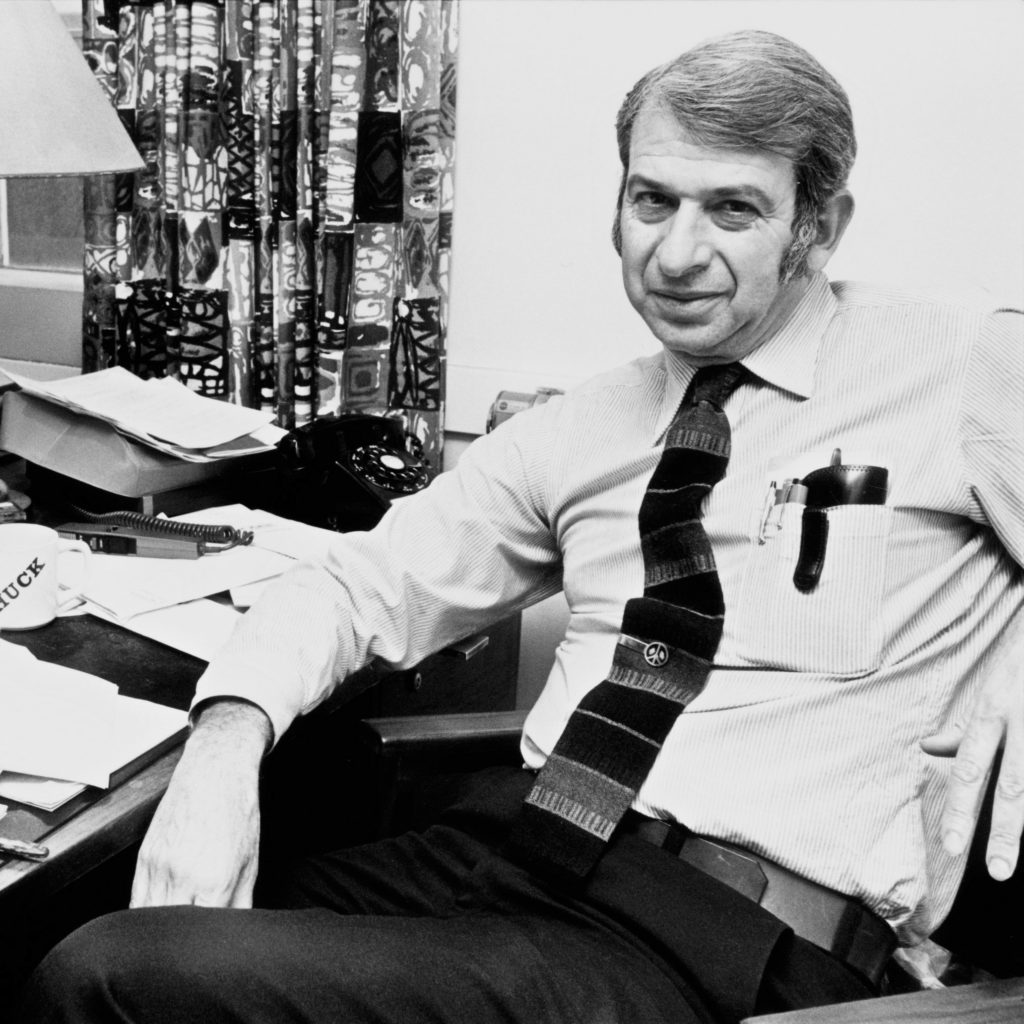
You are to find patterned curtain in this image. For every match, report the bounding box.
[81,0,458,471]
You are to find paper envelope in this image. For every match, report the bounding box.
[0,391,228,498]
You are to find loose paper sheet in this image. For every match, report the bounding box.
[80,544,294,620]
[85,595,244,662]
[0,367,287,459]
[75,506,339,647]
[0,640,118,786]
[174,504,341,563]
[0,695,187,809]
[0,774,85,812]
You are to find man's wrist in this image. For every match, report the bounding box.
[189,697,274,764]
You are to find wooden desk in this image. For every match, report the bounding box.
[0,609,520,937]
[0,748,181,911]
[743,977,1024,1023]
[0,616,203,911]
[0,616,201,1001]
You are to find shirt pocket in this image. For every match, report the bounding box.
[730,504,894,675]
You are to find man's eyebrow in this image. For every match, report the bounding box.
[705,185,777,209]
[624,173,670,194]
[624,175,778,211]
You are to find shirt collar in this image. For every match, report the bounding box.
[656,273,836,436]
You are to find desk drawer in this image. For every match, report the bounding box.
[371,614,521,717]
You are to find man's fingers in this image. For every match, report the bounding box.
[986,730,1024,880]
[228,870,257,909]
[936,706,1005,857]
[129,872,154,909]
[130,842,249,909]
[130,865,178,909]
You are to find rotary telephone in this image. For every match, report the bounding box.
[274,413,430,532]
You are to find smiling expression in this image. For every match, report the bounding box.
[619,103,813,366]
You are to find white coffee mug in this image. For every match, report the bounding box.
[0,524,91,630]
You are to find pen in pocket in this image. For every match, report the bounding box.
[758,478,807,542]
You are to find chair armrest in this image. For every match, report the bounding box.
[354,710,528,839]
[358,710,527,762]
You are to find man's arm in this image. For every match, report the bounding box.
[131,406,567,908]
[925,307,1024,880]
[131,699,272,909]
[921,608,1024,881]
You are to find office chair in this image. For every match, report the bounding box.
[354,708,1024,1022]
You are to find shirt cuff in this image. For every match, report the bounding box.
[190,652,303,750]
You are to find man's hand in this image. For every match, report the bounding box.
[130,699,272,909]
[921,617,1024,881]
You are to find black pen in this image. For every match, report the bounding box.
[0,836,50,862]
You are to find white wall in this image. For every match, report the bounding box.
[446,0,1024,434]
[444,0,1024,703]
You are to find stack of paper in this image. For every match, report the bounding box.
[0,366,287,462]
[0,639,187,811]
[79,541,294,621]
[74,504,341,661]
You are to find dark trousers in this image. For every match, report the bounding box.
[16,767,875,1024]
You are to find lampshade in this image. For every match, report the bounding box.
[0,1,144,177]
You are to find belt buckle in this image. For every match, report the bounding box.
[679,838,768,904]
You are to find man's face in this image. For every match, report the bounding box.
[619,104,809,365]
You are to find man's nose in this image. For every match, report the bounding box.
[655,207,713,278]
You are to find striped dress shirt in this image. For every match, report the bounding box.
[196,274,1024,944]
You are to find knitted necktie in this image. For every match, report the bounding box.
[508,363,748,882]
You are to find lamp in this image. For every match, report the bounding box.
[0,1,143,177]
[0,2,142,521]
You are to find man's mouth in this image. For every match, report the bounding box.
[655,290,721,302]
[651,290,723,316]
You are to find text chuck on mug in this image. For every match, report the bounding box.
[0,524,91,630]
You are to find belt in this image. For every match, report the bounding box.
[619,811,896,987]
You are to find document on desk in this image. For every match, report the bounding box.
[0,695,187,811]
[73,505,338,659]
[171,505,342,612]
[81,543,294,620]
[0,366,286,461]
[0,639,188,800]
[0,639,118,787]
[85,595,244,663]
[174,504,342,563]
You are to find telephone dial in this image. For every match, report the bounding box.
[274,413,431,532]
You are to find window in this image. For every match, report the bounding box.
[0,1,84,282]
[0,176,84,273]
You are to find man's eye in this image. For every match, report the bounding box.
[632,191,673,215]
[713,200,759,227]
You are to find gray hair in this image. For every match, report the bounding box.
[611,30,856,281]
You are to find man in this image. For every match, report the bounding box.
[19,29,1024,1024]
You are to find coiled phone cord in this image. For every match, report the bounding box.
[68,506,254,552]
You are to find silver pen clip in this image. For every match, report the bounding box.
[757,480,777,544]
[759,478,797,542]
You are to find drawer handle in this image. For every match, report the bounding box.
[440,633,490,661]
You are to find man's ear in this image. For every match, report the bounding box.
[805,190,854,273]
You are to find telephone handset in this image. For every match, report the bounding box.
[58,508,254,558]
[276,413,430,531]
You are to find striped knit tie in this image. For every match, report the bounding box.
[508,363,748,882]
